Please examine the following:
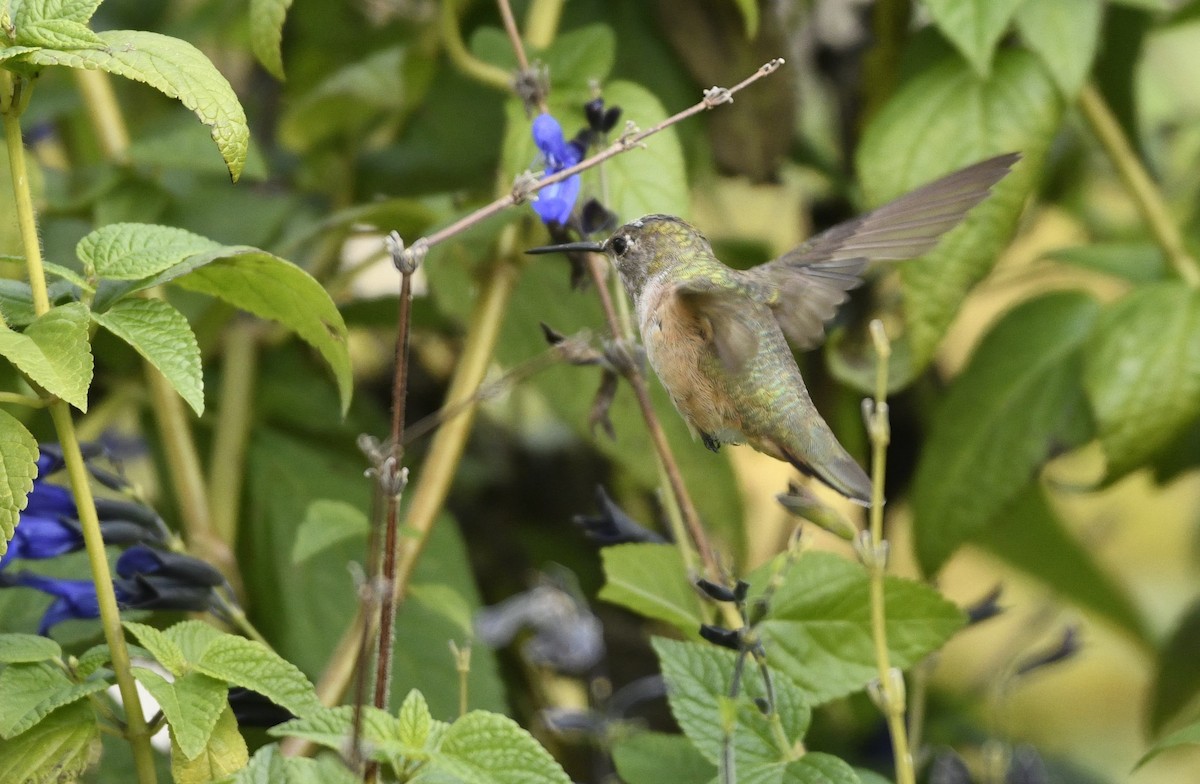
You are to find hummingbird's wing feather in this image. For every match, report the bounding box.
[751,152,1020,349]
[672,279,760,374]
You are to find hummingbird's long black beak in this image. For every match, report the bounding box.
[525,241,606,255]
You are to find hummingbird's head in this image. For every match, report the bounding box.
[525,215,711,301]
[603,215,710,298]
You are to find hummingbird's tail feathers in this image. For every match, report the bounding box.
[774,151,1020,269]
[780,444,874,507]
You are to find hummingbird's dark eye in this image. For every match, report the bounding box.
[611,236,629,256]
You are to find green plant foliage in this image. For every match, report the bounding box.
[755,552,966,704]
[1148,598,1200,735]
[170,704,248,784]
[290,499,370,564]
[1083,282,1200,480]
[597,542,704,635]
[921,0,1027,74]
[849,50,1062,391]
[132,668,227,761]
[1137,720,1200,771]
[1014,0,1104,97]
[911,291,1099,574]
[612,732,716,784]
[0,302,93,411]
[973,485,1148,644]
[652,638,812,767]
[0,410,38,558]
[0,699,98,784]
[0,660,108,739]
[91,298,204,415]
[12,30,249,180]
[249,0,294,81]
[0,633,61,664]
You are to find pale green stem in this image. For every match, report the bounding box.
[4,69,158,784]
[207,321,259,548]
[73,69,131,162]
[145,359,243,589]
[864,320,915,784]
[523,0,564,50]
[1078,84,1200,287]
[441,0,512,91]
[0,391,47,407]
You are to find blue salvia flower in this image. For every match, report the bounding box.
[531,113,583,225]
[9,572,106,636]
[2,448,166,571]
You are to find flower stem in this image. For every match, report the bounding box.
[523,0,563,50]
[1078,83,1200,287]
[441,0,513,92]
[862,320,914,784]
[3,70,158,784]
[207,320,259,550]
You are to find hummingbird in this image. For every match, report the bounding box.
[528,153,1019,505]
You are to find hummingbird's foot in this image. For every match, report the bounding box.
[701,432,721,453]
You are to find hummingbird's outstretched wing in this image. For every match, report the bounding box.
[751,152,1020,350]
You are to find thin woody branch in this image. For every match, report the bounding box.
[393,58,786,267]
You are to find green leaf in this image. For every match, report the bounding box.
[73,644,112,679]
[1043,242,1167,284]
[1083,282,1200,479]
[15,18,103,49]
[21,30,250,180]
[0,700,98,784]
[249,0,293,80]
[170,249,352,414]
[270,704,400,758]
[0,410,38,559]
[973,484,1148,644]
[123,621,188,675]
[14,0,103,25]
[432,710,572,784]
[1138,720,1200,770]
[755,552,965,704]
[733,0,759,37]
[397,689,433,750]
[1014,0,1103,97]
[921,0,1025,74]
[191,633,321,718]
[220,745,360,784]
[163,619,225,663]
[0,302,93,411]
[601,80,690,221]
[598,543,704,635]
[1148,597,1200,735]
[779,755,862,784]
[911,291,1100,574]
[278,46,409,152]
[291,499,369,564]
[0,633,61,664]
[652,638,811,768]
[538,24,616,90]
[849,50,1061,390]
[78,222,220,281]
[612,732,716,784]
[0,661,108,739]
[92,298,204,415]
[133,668,228,761]
[171,703,248,784]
